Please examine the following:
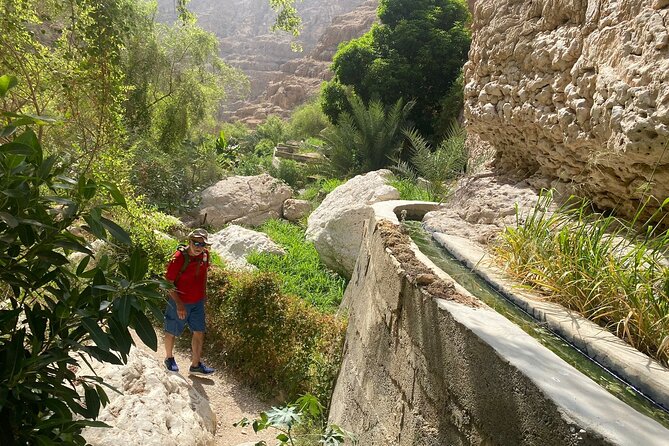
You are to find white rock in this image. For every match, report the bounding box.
[282,199,312,221]
[209,225,285,271]
[306,170,399,277]
[197,174,293,227]
[81,347,215,446]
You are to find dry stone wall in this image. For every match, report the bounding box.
[465,0,669,218]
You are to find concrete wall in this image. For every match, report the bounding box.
[328,201,669,445]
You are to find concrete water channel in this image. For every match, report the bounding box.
[405,220,669,430]
[329,200,669,444]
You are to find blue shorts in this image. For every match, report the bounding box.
[164,299,206,336]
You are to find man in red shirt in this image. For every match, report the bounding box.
[163,228,215,375]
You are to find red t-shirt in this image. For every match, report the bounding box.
[165,249,209,304]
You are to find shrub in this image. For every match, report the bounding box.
[131,137,221,213]
[268,159,308,189]
[393,123,468,202]
[206,269,347,403]
[247,219,347,311]
[288,100,330,140]
[255,115,287,145]
[111,198,182,275]
[321,94,413,176]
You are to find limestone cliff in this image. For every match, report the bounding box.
[465,0,669,219]
[157,0,378,123]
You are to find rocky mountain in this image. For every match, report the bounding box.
[157,0,378,124]
[464,0,669,221]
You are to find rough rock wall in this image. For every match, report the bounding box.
[465,0,669,218]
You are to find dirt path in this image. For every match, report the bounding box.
[140,336,278,446]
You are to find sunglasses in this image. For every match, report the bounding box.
[191,241,207,247]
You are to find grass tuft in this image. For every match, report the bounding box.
[495,190,669,367]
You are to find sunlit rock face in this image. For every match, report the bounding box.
[156,0,378,122]
[465,0,669,219]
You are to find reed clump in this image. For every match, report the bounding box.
[495,190,669,367]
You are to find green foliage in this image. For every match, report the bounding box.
[131,137,221,213]
[268,159,309,189]
[219,121,251,148]
[207,269,347,402]
[256,115,288,145]
[322,93,414,176]
[299,178,345,204]
[495,191,669,367]
[125,18,248,151]
[255,138,278,157]
[287,100,330,140]
[0,0,136,177]
[248,220,346,311]
[393,123,468,201]
[388,177,433,201]
[111,198,182,276]
[0,95,163,445]
[320,81,353,125]
[235,394,357,446]
[323,0,471,137]
[434,70,465,138]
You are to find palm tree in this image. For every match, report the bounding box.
[395,122,468,201]
[322,93,414,177]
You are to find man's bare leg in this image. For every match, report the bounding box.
[164,332,176,359]
[191,331,204,367]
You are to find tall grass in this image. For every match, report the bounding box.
[495,190,669,366]
[247,219,347,311]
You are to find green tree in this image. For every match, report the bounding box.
[0,76,164,445]
[0,0,139,180]
[322,93,414,176]
[124,18,248,151]
[322,0,471,139]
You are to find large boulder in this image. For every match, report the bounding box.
[209,225,286,271]
[197,174,292,227]
[81,347,215,446]
[306,170,399,277]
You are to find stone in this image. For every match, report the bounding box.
[282,199,312,221]
[81,347,215,446]
[306,170,399,277]
[464,0,669,222]
[197,174,293,227]
[209,225,285,271]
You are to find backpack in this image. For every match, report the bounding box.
[173,244,208,285]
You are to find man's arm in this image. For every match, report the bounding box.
[165,251,187,320]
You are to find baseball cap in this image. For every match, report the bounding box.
[188,228,210,244]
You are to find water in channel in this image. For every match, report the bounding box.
[404,220,669,429]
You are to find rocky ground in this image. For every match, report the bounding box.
[141,337,278,446]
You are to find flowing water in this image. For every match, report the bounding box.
[405,220,669,429]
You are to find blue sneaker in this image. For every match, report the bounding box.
[189,361,215,375]
[164,357,179,372]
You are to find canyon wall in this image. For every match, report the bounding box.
[157,0,378,123]
[464,0,669,218]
